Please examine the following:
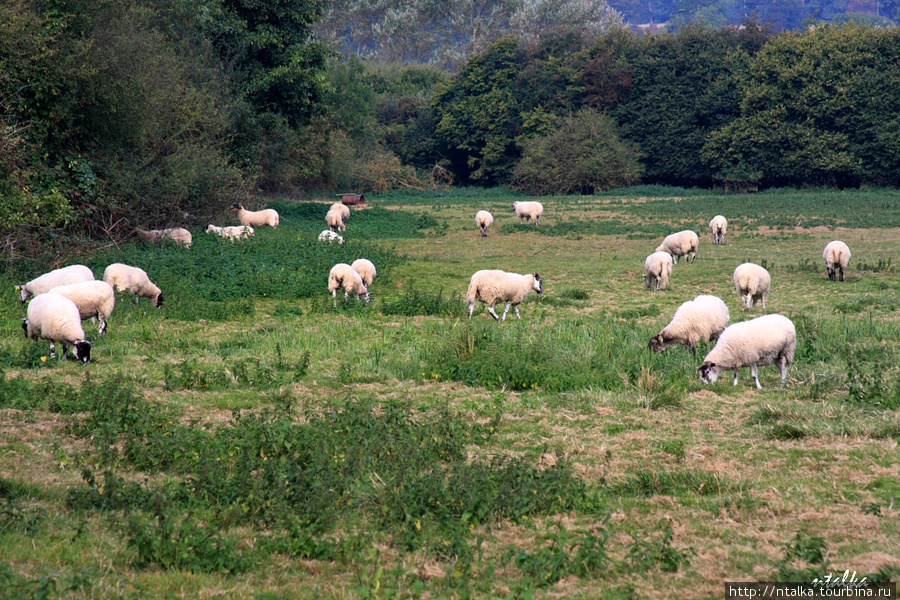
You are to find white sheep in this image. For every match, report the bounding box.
[466,270,543,321]
[475,210,494,237]
[512,201,543,225]
[231,203,279,228]
[350,259,377,287]
[649,295,730,355]
[644,251,674,292]
[655,230,699,264]
[206,224,255,240]
[709,215,727,245]
[137,227,193,248]
[733,262,771,309]
[318,230,345,244]
[326,209,346,232]
[49,280,116,335]
[823,240,851,282]
[328,263,370,306]
[102,263,164,307]
[698,314,796,389]
[18,265,95,304]
[330,202,351,222]
[22,292,92,363]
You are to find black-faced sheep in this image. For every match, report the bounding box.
[823,240,851,282]
[733,263,771,309]
[475,210,494,236]
[22,292,92,363]
[466,270,543,321]
[709,215,727,245]
[137,228,193,248]
[512,201,543,225]
[231,203,279,228]
[655,230,699,264]
[18,265,95,304]
[698,314,796,389]
[48,280,115,335]
[102,263,164,308]
[328,263,370,306]
[644,251,674,292]
[649,295,729,355]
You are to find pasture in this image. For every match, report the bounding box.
[1,186,899,599]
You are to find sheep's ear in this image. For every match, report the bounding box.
[534,273,541,280]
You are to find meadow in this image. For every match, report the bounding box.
[1,186,899,599]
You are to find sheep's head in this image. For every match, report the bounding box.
[532,274,543,294]
[698,362,719,384]
[229,203,244,211]
[21,318,28,337]
[19,286,30,304]
[648,334,667,353]
[511,202,518,212]
[74,340,92,364]
[154,292,165,308]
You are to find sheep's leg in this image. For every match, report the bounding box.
[761,295,766,309]
[732,369,739,386]
[839,266,844,282]
[513,305,521,319]
[99,315,107,335]
[487,305,501,321]
[688,345,696,357]
[500,303,512,321]
[49,341,57,359]
[777,357,788,384]
[135,296,140,305]
[750,364,761,389]
[332,290,338,308]
[468,302,476,318]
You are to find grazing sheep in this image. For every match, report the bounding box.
[644,251,674,292]
[22,292,92,363]
[318,230,345,244]
[102,263,164,308]
[512,201,543,225]
[231,203,279,228]
[326,209,346,232]
[49,280,115,335]
[466,270,543,321]
[475,210,494,237]
[350,259,377,287]
[823,240,851,282]
[330,202,351,222]
[655,230,699,264]
[709,215,727,245]
[733,263,771,309]
[18,265,94,304]
[649,295,730,356]
[698,314,796,389]
[328,263,370,306]
[206,224,255,240]
[137,227,193,248]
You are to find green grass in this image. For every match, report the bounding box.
[2,187,900,599]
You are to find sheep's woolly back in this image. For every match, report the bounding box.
[208,224,254,240]
[475,210,494,234]
[512,201,544,223]
[26,292,86,344]
[48,281,115,322]
[22,265,95,301]
[823,241,851,269]
[326,209,346,232]
[235,205,279,228]
[103,264,162,304]
[702,314,796,372]
[330,203,351,221]
[328,263,367,296]
[466,270,538,306]
[137,228,192,248]
[655,230,699,260]
[733,263,771,307]
[351,259,377,287]
[709,215,727,235]
[318,230,344,244]
[657,295,729,348]
[644,251,673,291]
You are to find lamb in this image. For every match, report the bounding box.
[318,230,345,244]
[328,263,370,306]
[655,230,699,264]
[709,215,727,245]
[330,202,351,222]
[512,201,543,225]
[48,280,115,335]
[22,292,92,363]
[823,240,851,282]
[231,203,279,228]
[350,259,377,287]
[649,295,729,355]
[466,270,543,321]
[18,265,94,304]
[475,210,494,237]
[733,262,771,309]
[326,209,346,232]
[137,227,193,248]
[644,251,674,292]
[102,263,164,307]
[698,314,796,389]
[206,224,255,240]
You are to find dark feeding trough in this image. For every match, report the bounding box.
[339,194,365,206]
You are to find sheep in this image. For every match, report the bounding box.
[823,240,851,282]
[655,230,699,264]
[733,262,771,309]
[648,295,730,356]
[206,224,255,240]
[18,265,94,304]
[709,215,727,245]
[351,259,377,287]
[475,210,494,237]
[231,203,279,228]
[644,251,674,292]
[328,263,370,306]
[698,314,796,389]
[137,227,193,248]
[49,280,115,335]
[330,202,351,222]
[102,263,164,308]
[318,230,345,244]
[466,270,543,321]
[326,209,346,232]
[512,201,543,226]
[22,292,92,363]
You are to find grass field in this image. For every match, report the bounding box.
[1,186,899,599]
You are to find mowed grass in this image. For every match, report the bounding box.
[1,187,899,599]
